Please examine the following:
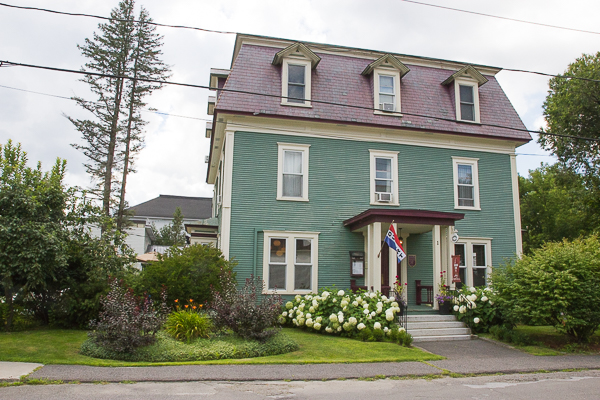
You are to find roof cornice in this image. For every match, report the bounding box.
[361,54,410,77]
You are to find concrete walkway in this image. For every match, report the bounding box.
[0,339,592,383]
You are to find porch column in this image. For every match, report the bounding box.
[367,222,382,292]
[432,225,442,310]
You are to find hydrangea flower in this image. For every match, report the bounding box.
[295,295,302,302]
[349,317,357,325]
[469,287,477,293]
[305,313,311,319]
[369,292,377,298]
[459,305,466,314]
[352,301,359,307]
[338,314,344,323]
[399,327,406,333]
[312,299,319,307]
[306,318,314,327]
[363,303,369,309]
[282,311,288,317]
[329,314,338,323]
[337,326,342,332]
[383,327,389,332]
[322,291,330,298]
[363,309,369,315]
[473,317,480,324]
[337,290,345,296]
[357,323,366,330]
[481,296,488,302]
[370,311,376,317]
[386,312,394,321]
[325,326,333,333]
[286,302,293,309]
[453,305,459,312]
[391,302,399,308]
[316,316,322,323]
[374,322,382,330]
[309,306,315,313]
[313,322,321,330]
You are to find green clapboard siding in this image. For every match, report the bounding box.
[406,233,433,306]
[228,130,517,292]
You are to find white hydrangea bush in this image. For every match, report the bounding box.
[452,285,499,333]
[279,288,401,336]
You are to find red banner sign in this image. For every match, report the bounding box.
[451,255,461,283]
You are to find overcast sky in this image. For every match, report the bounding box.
[1,0,598,207]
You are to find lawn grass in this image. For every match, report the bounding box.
[483,325,600,356]
[0,328,442,366]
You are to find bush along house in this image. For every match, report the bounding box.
[205,34,530,310]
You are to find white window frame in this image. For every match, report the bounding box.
[370,149,399,206]
[373,67,402,116]
[454,78,480,123]
[277,142,310,202]
[281,58,312,107]
[452,156,480,210]
[263,230,319,294]
[454,238,492,288]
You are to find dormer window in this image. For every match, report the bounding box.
[442,65,488,124]
[272,42,321,108]
[362,54,410,116]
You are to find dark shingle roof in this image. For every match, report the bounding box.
[215,43,530,142]
[127,195,212,220]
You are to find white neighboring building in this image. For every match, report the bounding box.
[126,194,217,258]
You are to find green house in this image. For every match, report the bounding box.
[205,34,530,308]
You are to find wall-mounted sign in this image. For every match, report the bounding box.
[350,251,365,277]
[408,255,416,268]
[451,255,461,283]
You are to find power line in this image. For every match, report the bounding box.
[401,0,600,36]
[0,2,236,35]
[0,84,211,122]
[2,58,599,142]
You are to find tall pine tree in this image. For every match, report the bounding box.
[68,0,169,230]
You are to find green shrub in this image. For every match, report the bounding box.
[165,310,213,342]
[133,244,236,306]
[493,235,600,343]
[80,331,299,362]
[397,328,413,347]
[358,327,374,342]
[489,325,534,346]
[372,328,385,342]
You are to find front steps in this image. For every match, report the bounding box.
[406,314,475,342]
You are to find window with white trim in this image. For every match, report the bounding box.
[454,239,491,288]
[281,58,312,107]
[452,156,480,210]
[370,149,399,205]
[263,231,319,294]
[374,68,401,114]
[277,143,310,201]
[454,79,480,122]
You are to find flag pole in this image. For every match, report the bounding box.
[377,220,394,258]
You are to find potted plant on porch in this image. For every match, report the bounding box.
[435,270,454,315]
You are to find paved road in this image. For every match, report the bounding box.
[2,370,600,399]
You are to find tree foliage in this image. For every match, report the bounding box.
[519,163,598,253]
[68,0,169,228]
[150,207,186,246]
[0,140,135,330]
[133,244,236,306]
[492,236,600,343]
[540,52,600,187]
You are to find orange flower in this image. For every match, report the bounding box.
[199,304,203,308]
[174,299,179,303]
[192,306,197,309]
[189,299,193,303]
[184,305,188,308]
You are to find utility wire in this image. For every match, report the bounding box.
[0,2,236,34]
[400,0,600,36]
[2,59,599,142]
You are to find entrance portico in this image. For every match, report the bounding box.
[344,209,464,308]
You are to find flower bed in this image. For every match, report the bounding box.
[279,289,401,336]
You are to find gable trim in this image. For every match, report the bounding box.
[272,42,321,69]
[362,54,410,77]
[442,65,489,87]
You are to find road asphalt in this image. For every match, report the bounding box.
[2,339,600,383]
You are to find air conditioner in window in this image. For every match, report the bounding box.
[379,103,395,112]
[376,192,392,202]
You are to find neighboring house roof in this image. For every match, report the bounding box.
[127,195,212,220]
[214,35,530,143]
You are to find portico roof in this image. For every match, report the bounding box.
[343,209,464,231]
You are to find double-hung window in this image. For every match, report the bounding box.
[264,231,319,294]
[374,68,401,114]
[281,58,312,107]
[454,239,491,288]
[452,157,480,210]
[277,143,310,201]
[370,149,399,205]
[459,85,475,122]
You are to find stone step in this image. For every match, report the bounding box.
[406,321,466,329]
[412,334,475,342]
[406,314,457,322]
[408,327,471,336]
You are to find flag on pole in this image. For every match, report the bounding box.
[384,224,406,262]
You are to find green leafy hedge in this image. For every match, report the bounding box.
[80,331,298,362]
